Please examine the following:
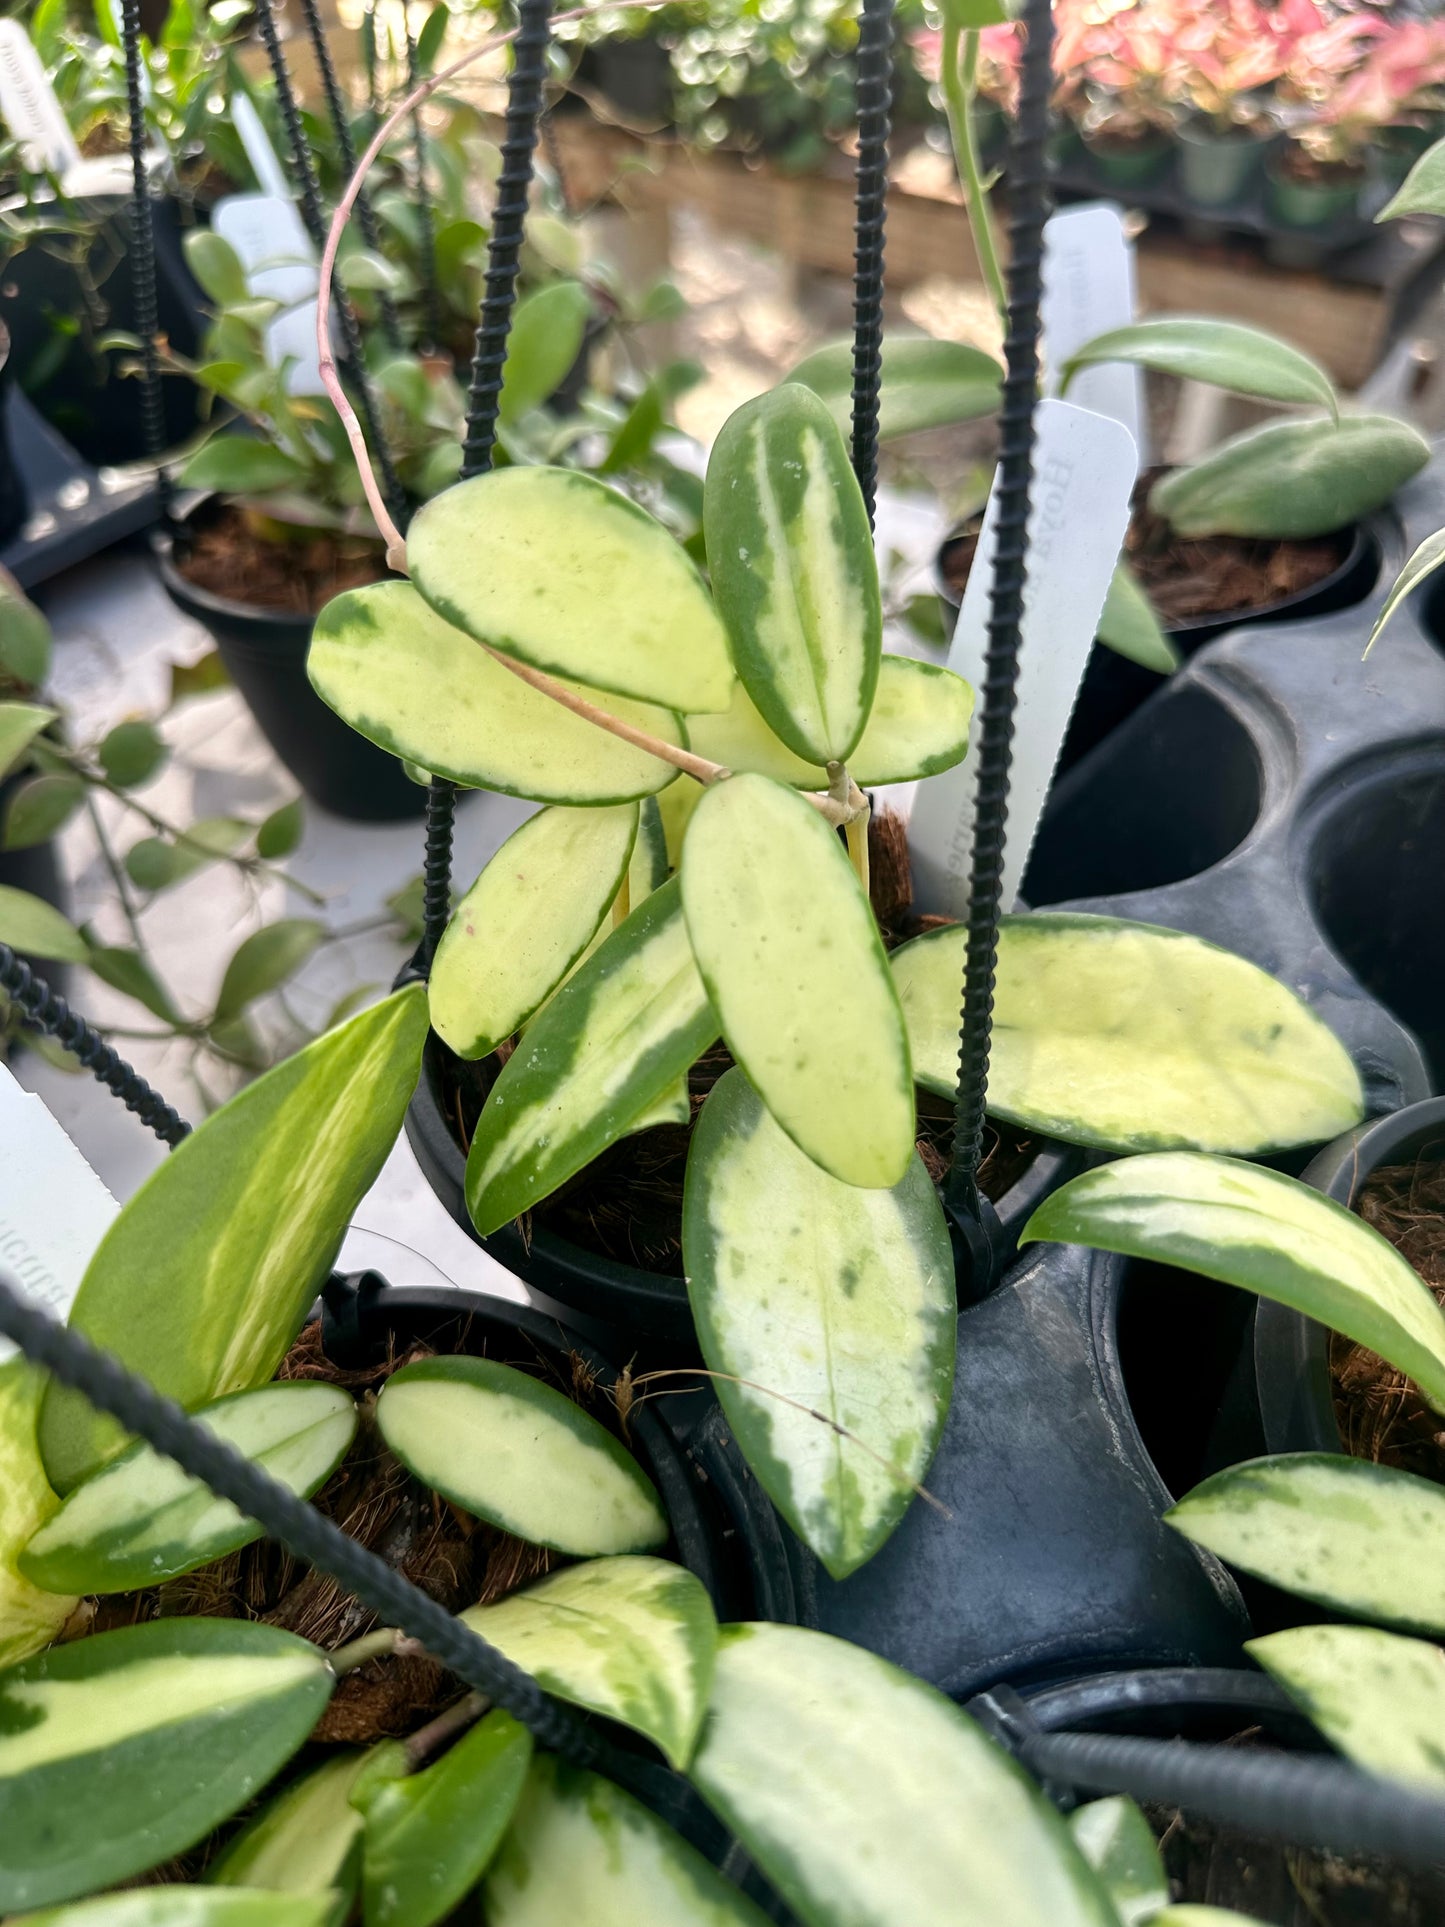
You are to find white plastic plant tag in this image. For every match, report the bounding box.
[1041,203,1144,466]
[908,398,1137,916]
[0,19,81,176]
[0,1065,117,1367]
[265,297,327,396]
[232,88,292,203]
[212,194,318,309]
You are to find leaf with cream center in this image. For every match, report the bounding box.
[1249,1625,1445,1790]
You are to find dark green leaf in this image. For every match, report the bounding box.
[414,2,449,74]
[215,919,326,1021]
[98,720,168,788]
[178,438,309,498]
[85,946,182,1024]
[498,282,593,423]
[3,773,83,851]
[256,797,304,860]
[0,593,53,690]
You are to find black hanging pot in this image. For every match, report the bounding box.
[0,322,29,545]
[154,498,425,822]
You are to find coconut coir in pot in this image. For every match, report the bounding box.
[175,502,388,617]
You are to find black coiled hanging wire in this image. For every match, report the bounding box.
[119,0,173,520]
[849,0,892,528]
[945,0,1054,1238]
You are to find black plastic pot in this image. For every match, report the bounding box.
[1014,1663,1318,1749]
[574,37,674,124]
[0,323,28,545]
[154,502,425,822]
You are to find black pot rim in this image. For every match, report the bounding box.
[1016,1663,1318,1746]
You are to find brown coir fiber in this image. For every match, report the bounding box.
[175,503,388,618]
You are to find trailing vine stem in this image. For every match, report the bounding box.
[941,21,1008,329]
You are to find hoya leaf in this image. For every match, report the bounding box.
[704,385,880,766]
[125,818,252,892]
[628,794,669,899]
[690,1624,1121,1927]
[499,281,592,422]
[0,1369,74,1670]
[98,719,167,788]
[407,470,734,714]
[184,228,251,306]
[1150,414,1429,541]
[215,919,326,1022]
[1378,134,1445,220]
[1248,1625,1445,1790]
[430,804,638,1059]
[0,593,52,689]
[893,915,1364,1155]
[338,247,404,294]
[0,702,57,781]
[178,437,309,497]
[486,1754,770,1926]
[3,773,83,850]
[208,1749,380,1899]
[682,775,913,1188]
[1364,527,1445,657]
[1022,1154,1445,1416]
[256,797,304,860]
[361,1710,531,1927]
[1062,319,1337,418]
[1154,1914,1273,1927]
[85,946,183,1024]
[38,988,428,1491]
[626,1073,690,1135]
[683,1069,954,1579]
[462,1557,716,1768]
[1068,1798,1168,1927]
[309,582,683,803]
[20,1891,341,1926]
[0,885,89,963]
[377,1356,668,1556]
[1096,565,1179,674]
[1167,1453,1445,1636]
[21,1383,356,1596]
[465,877,717,1235]
[787,334,1002,441]
[0,1618,333,1912]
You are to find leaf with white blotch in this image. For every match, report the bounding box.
[788,334,1002,441]
[465,877,717,1235]
[1150,415,1428,541]
[893,915,1364,1155]
[463,1557,716,1767]
[690,1624,1121,1927]
[38,988,428,1492]
[1096,565,1179,674]
[1379,133,1445,220]
[408,470,733,715]
[377,1355,667,1556]
[0,1368,73,1668]
[361,1711,531,1927]
[687,657,974,788]
[1068,1798,1168,1927]
[1365,527,1445,657]
[1023,1155,1445,1416]
[1249,1625,1445,1790]
[682,775,912,1188]
[704,386,879,766]
[18,1892,342,1926]
[21,1383,356,1596]
[208,1749,395,1902]
[0,885,88,963]
[683,1069,954,1579]
[499,281,592,422]
[1062,319,1337,418]
[0,701,56,780]
[309,582,683,804]
[430,805,639,1059]
[0,1618,333,1912]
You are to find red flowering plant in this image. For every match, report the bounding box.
[1163,0,1298,134]
[1289,16,1445,169]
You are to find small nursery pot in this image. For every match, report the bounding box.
[1079,124,1174,190]
[1176,118,1270,209]
[154,502,425,822]
[1264,148,1364,230]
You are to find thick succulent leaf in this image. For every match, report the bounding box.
[486,1754,770,1927]
[0,1368,73,1667]
[1023,1154,1445,1416]
[463,1556,715,1767]
[361,1711,532,1927]
[21,1383,356,1596]
[1062,319,1337,417]
[787,334,1002,440]
[407,469,734,714]
[1068,1798,1168,1927]
[1150,415,1429,540]
[1365,527,1445,657]
[893,916,1364,1155]
[687,657,974,788]
[38,988,428,1492]
[499,280,592,422]
[690,1624,1121,1927]
[309,582,683,803]
[1096,565,1179,674]
[465,877,717,1235]
[19,1893,341,1926]
[429,805,639,1059]
[682,774,913,1187]
[208,1751,378,1898]
[1379,134,1445,219]
[1248,1625,1445,1790]
[0,701,57,780]
[683,1069,954,1579]
[0,1618,333,1912]
[377,1355,667,1556]
[703,386,880,765]
[1168,1454,1445,1635]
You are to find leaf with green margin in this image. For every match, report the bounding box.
[208,1749,389,1902]
[689,1624,1122,1927]
[1378,133,1445,219]
[499,281,592,422]
[682,775,913,1188]
[309,582,683,804]
[430,805,638,1059]
[1022,1154,1445,1415]
[1150,415,1429,540]
[4,773,84,851]
[1062,319,1337,417]
[1168,1453,1445,1635]
[703,386,880,765]
[0,702,57,781]
[687,657,974,788]
[21,1383,356,1596]
[18,1891,342,1926]
[1248,1625,1445,1790]
[893,915,1364,1155]
[38,987,428,1492]
[1096,565,1179,674]
[214,920,326,1022]
[487,1754,770,1926]
[0,1367,74,1669]
[1364,526,1445,657]
[0,1618,334,1913]
[683,1069,954,1579]
[465,877,717,1235]
[407,470,734,715]
[361,1710,531,1927]
[462,1557,716,1768]
[629,794,669,897]
[787,334,1002,441]
[1068,1797,1168,1927]
[0,886,89,963]
[377,1356,668,1556]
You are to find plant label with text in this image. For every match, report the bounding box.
[0,19,81,176]
[1041,204,1144,464]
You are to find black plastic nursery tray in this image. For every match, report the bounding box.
[1,391,159,590]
